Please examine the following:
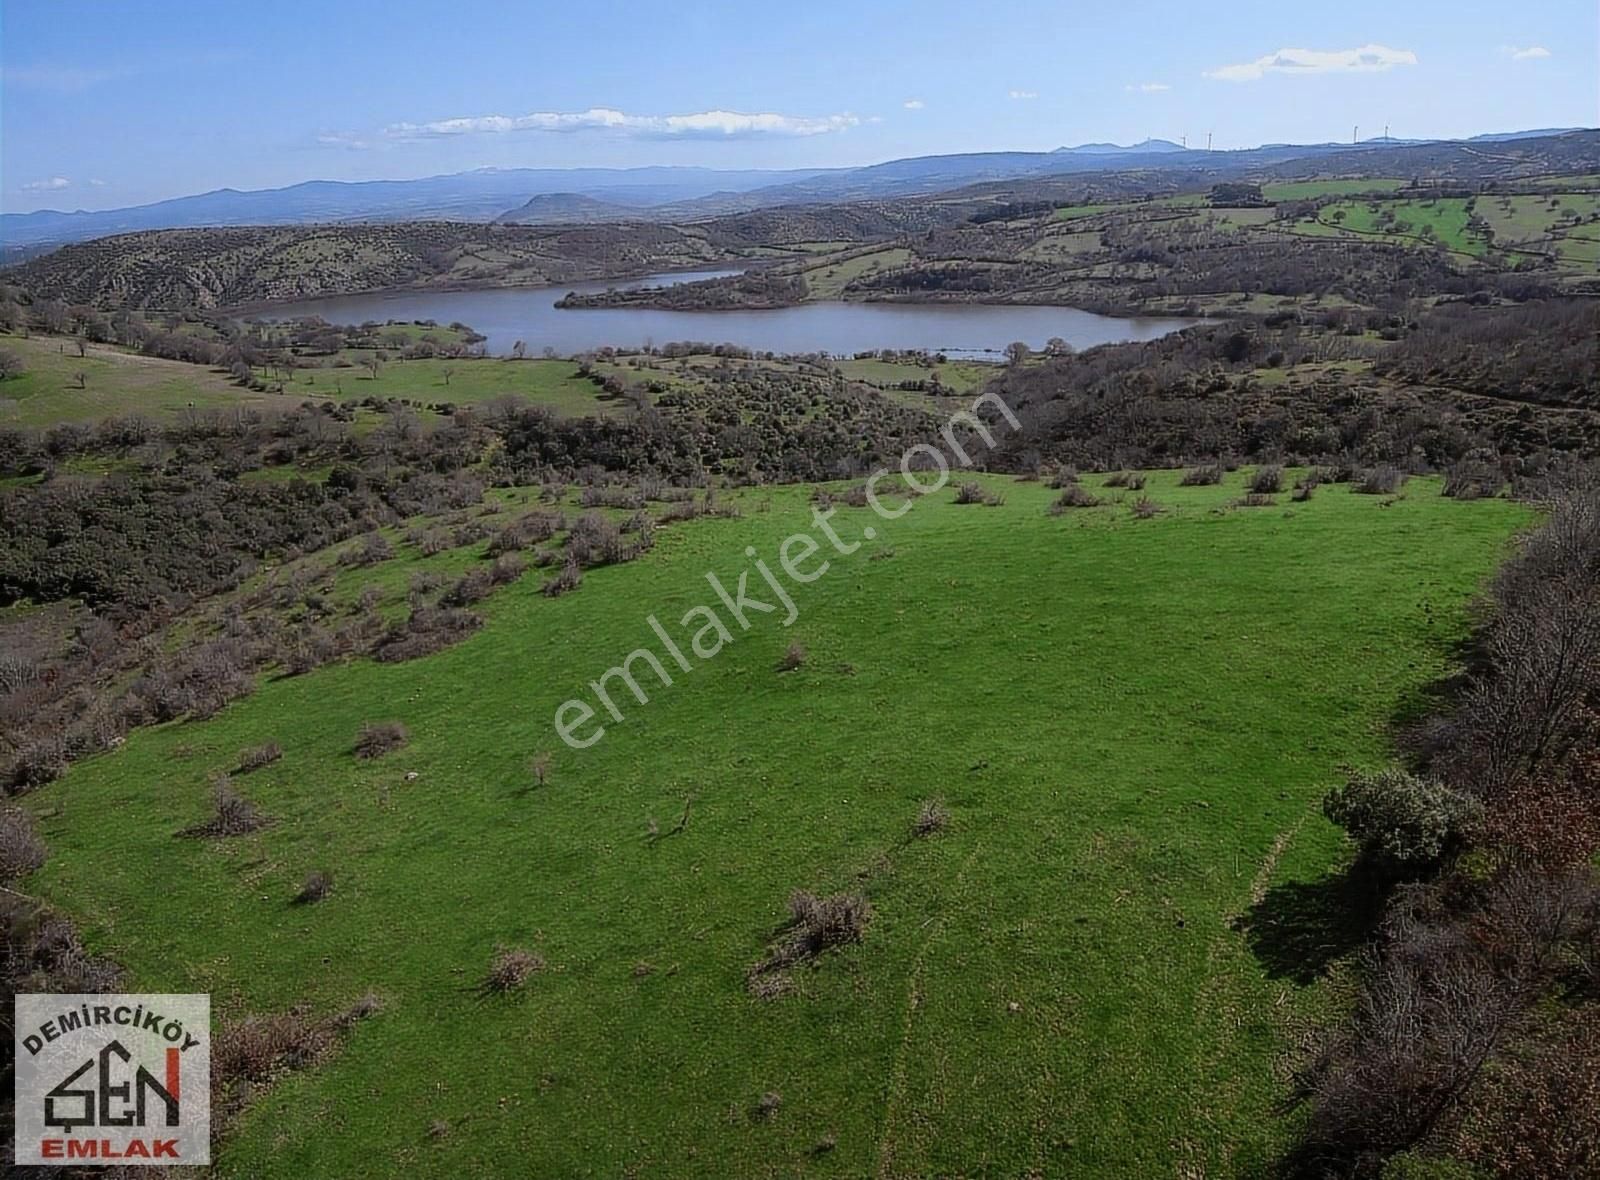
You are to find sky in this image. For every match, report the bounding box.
[1,0,1595,213]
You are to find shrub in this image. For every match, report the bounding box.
[1322,770,1480,874]
[954,482,986,505]
[183,776,267,838]
[442,566,494,607]
[295,870,333,905]
[1180,464,1224,486]
[1443,458,1505,501]
[1130,496,1164,519]
[1050,485,1101,512]
[913,798,949,837]
[353,720,408,759]
[1250,465,1284,494]
[237,740,283,774]
[1358,465,1407,495]
[1232,493,1278,509]
[749,889,872,986]
[344,531,393,567]
[1049,464,1080,488]
[1293,482,1317,502]
[1104,472,1132,488]
[0,805,46,880]
[484,946,545,992]
[543,555,583,597]
[530,751,551,787]
[777,642,807,672]
[754,1091,783,1120]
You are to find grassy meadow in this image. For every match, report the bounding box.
[25,470,1529,1178]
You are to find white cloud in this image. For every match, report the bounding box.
[21,176,71,192]
[382,107,858,141]
[316,131,371,150]
[1506,45,1551,60]
[88,178,107,187]
[1008,89,1038,100]
[903,98,925,110]
[1205,44,1418,82]
[1125,82,1171,92]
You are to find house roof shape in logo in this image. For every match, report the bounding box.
[44,1039,180,1133]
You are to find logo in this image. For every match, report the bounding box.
[13,993,210,1166]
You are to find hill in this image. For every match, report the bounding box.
[19,472,1530,1177]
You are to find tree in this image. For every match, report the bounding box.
[0,348,24,380]
[512,340,527,360]
[73,334,87,358]
[72,370,88,390]
[1004,341,1030,367]
[364,353,383,380]
[1044,337,1073,358]
[440,366,455,387]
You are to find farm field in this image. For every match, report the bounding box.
[25,471,1529,1178]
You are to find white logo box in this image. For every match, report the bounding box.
[14,993,210,1166]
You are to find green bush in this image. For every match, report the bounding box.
[1323,769,1480,872]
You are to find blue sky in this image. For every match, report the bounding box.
[2,0,1594,213]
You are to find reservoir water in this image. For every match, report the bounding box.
[264,269,1195,359]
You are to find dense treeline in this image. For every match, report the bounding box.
[1292,472,1600,1176]
[987,300,1600,469]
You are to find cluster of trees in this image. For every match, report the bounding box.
[556,269,809,310]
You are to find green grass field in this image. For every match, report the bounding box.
[270,356,625,415]
[1260,179,1406,202]
[0,334,278,425]
[26,472,1529,1177]
[1307,197,1487,255]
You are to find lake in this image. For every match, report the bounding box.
[264,269,1196,360]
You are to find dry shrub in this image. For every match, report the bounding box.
[1103,471,1133,488]
[182,776,267,838]
[1293,483,1317,502]
[486,511,562,556]
[0,804,46,880]
[754,1091,783,1120]
[542,555,583,597]
[353,720,408,759]
[8,736,68,792]
[530,751,551,787]
[777,642,807,673]
[484,946,545,993]
[1050,485,1101,513]
[1232,493,1278,509]
[1049,464,1080,488]
[1454,1006,1600,1179]
[237,740,282,774]
[442,566,494,606]
[1250,464,1284,494]
[913,798,949,837]
[841,484,871,508]
[372,605,481,663]
[954,482,986,505]
[750,890,872,986]
[211,997,378,1128]
[343,531,393,567]
[294,870,333,905]
[1130,496,1164,519]
[1181,463,1225,486]
[1444,457,1505,502]
[1358,465,1407,495]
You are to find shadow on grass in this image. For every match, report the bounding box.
[1235,865,1387,985]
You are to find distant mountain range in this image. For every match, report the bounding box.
[2,129,1591,252]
